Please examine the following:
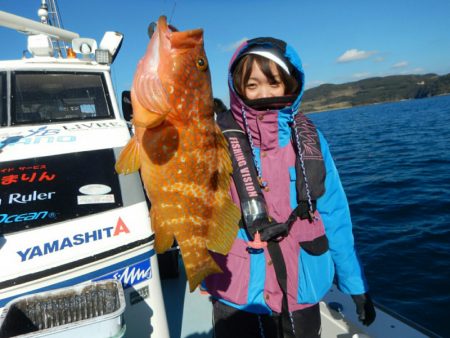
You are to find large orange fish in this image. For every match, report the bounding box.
[115,16,240,291]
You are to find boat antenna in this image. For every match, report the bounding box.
[38,0,48,23]
[38,0,68,57]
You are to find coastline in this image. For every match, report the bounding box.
[303,92,450,114]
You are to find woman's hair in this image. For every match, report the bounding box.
[232,54,300,98]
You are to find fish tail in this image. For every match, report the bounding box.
[115,135,141,174]
[179,241,222,292]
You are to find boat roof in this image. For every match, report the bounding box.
[0,57,111,71]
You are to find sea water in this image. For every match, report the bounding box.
[309,95,450,337]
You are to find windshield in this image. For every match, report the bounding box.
[12,72,113,125]
[0,72,5,126]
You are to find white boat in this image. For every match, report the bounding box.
[0,3,169,337]
[0,2,440,338]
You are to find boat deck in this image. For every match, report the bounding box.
[160,257,432,338]
[161,266,213,337]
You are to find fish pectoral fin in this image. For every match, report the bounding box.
[133,112,167,129]
[207,196,241,255]
[115,135,141,174]
[131,76,171,129]
[131,93,168,128]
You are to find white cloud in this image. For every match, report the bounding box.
[392,61,409,68]
[337,49,377,63]
[373,57,385,63]
[352,72,371,79]
[218,37,248,52]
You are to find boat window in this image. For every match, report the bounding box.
[0,72,5,126]
[11,72,113,125]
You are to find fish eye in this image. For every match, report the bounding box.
[196,56,208,71]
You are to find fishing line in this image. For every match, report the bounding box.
[54,0,65,28]
[169,1,177,24]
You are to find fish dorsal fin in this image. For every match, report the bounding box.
[115,135,141,174]
[207,194,240,255]
[207,128,240,254]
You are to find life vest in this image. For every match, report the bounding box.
[216,109,326,241]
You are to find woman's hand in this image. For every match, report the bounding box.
[351,293,376,326]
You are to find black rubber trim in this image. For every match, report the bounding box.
[0,235,155,289]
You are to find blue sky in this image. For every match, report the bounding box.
[1,0,450,105]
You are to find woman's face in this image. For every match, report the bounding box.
[244,60,286,100]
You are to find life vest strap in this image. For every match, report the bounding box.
[217,109,324,240]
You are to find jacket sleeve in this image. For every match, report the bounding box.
[316,130,368,295]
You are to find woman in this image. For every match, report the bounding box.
[204,37,376,337]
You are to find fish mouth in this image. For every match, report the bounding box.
[157,16,203,49]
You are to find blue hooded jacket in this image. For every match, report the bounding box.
[204,37,368,314]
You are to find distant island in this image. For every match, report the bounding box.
[301,73,450,113]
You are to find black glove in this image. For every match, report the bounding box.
[351,293,376,326]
